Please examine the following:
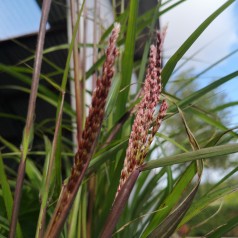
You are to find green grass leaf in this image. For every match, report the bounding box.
[180,184,238,226]
[207,215,238,238]
[141,162,197,238]
[115,0,138,120]
[141,143,238,170]
[0,154,22,238]
[176,71,238,110]
[148,182,199,238]
[0,136,41,188]
[88,138,128,175]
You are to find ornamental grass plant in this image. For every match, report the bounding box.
[0,0,238,237]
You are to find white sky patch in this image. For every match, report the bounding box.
[160,0,238,74]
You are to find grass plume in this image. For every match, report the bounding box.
[44,23,120,238]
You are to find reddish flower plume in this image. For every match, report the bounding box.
[117,31,168,195]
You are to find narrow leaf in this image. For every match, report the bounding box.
[176,71,238,110]
[178,107,203,175]
[115,0,138,120]
[100,169,140,238]
[141,143,238,170]
[141,162,197,238]
[148,179,199,238]
[180,184,238,225]
[207,215,238,238]
[0,154,22,238]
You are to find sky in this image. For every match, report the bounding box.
[0,0,43,40]
[160,0,238,126]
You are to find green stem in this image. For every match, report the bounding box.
[35,93,65,238]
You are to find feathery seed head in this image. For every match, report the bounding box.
[45,23,121,235]
[117,30,168,195]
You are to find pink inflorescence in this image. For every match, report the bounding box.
[117,31,168,195]
[68,23,120,192]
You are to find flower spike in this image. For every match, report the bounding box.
[117,30,168,195]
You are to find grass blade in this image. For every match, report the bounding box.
[100,169,140,238]
[180,184,238,226]
[115,0,138,120]
[0,154,22,238]
[207,215,238,238]
[148,178,199,238]
[0,136,41,188]
[176,71,238,110]
[141,162,197,238]
[137,2,161,90]
[141,143,238,170]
